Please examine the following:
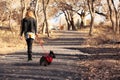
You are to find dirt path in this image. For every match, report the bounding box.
[0,31,88,80]
[0,30,119,80]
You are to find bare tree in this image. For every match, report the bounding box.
[87,0,95,36]
[118,2,120,33]
[55,0,77,30]
[106,0,120,34]
[0,0,21,31]
[111,0,120,34]
[0,1,7,26]
[62,10,71,30]
[107,0,116,33]
[42,0,49,37]
[31,0,40,33]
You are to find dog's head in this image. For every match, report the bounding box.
[49,50,56,58]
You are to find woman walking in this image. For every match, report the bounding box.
[20,10,37,61]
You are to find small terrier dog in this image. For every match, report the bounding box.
[39,51,56,66]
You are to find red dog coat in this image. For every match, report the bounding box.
[45,56,53,63]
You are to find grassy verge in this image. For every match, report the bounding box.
[0,29,52,54]
[84,25,120,46]
[0,29,25,54]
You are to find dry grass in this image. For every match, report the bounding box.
[0,29,26,54]
[0,29,51,54]
[84,25,120,46]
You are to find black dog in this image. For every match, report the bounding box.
[39,51,56,66]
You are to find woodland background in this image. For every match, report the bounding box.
[0,0,120,79]
[0,0,119,53]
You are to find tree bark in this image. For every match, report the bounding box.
[111,0,119,34]
[68,11,76,30]
[66,10,71,30]
[118,4,120,33]
[66,10,76,30]
[70,15,76,30]
[63,10,70,30]
[42,0,49,37]
[87,0,94,36]
[9,11,12,31]
[107,0,115,33]
[34,0,39,33]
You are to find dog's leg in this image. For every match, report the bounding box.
[40,56,44,65]
[43,60,48,66]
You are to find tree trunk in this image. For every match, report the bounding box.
[80,10,85,28]
[66,11,71,30]
[9,11,12,31]
[69,11,76,30]
[107,0,115,33]
[63,10,70,30]
[43,21,46,34]
[111,0,119,34]
[65,10,76,30]
[70,16,76,30]
[21,0,25,19]
[90,13,94,35]
[80,18,84,29]
[87,0,94,36]
[118,6,120,33]
[34,0,39,33]
[42,0,49,37]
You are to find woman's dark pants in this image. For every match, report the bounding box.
[26,38,33,61]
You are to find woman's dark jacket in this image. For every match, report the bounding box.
[20,17,37,36]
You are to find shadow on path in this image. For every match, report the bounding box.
[65,47,120,61]
[0,51,81,80]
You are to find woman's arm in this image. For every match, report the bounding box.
[34,19,37,35]
[20,19,25,36]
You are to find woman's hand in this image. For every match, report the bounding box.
[35,33,38,38]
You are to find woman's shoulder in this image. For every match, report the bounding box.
[30,17,36,20]
[22,18,27,21]
[22,17,36,22]
[27,17,36,20]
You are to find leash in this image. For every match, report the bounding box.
[36,35,49,54]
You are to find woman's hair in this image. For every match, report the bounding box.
[25,10,35,19]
